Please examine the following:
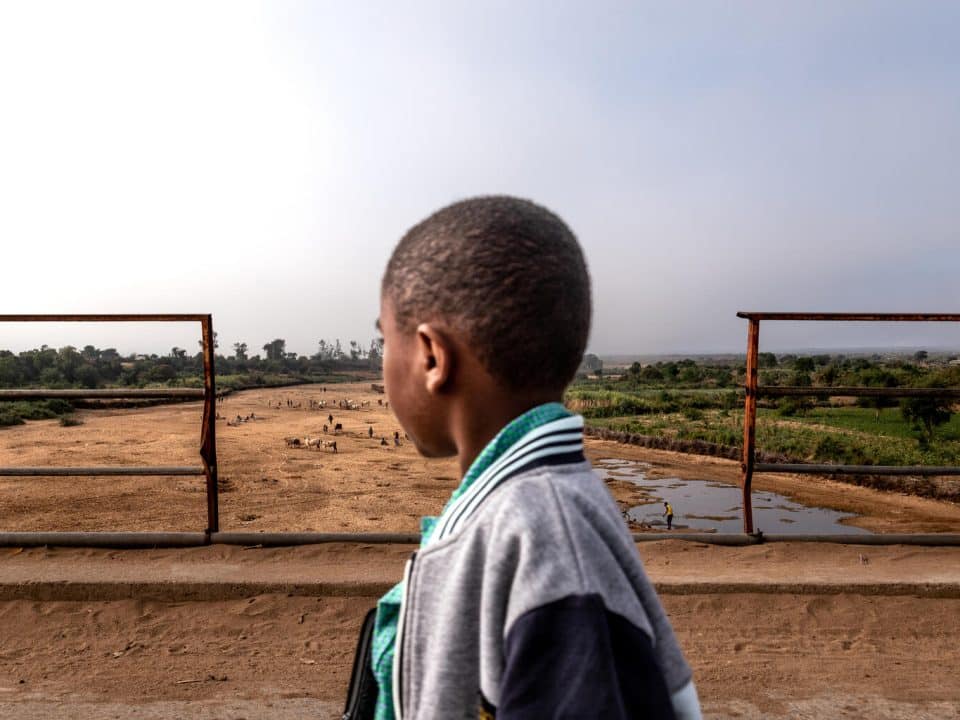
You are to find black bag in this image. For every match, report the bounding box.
[342,607,379,720]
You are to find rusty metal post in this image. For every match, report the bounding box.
[199,315,219,535]
[741,318,760,534]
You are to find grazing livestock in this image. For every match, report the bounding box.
[380,437,388,446]
[368,426,374,438]
[322,424,328,434]
[334,423,343,434]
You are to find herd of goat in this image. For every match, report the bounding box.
[216,390,401,453]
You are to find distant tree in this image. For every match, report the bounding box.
[349,340,360,361]
[914,350,929,362]
[197,332,219,351]
[713,368,733,388]
[856,370,899,421]
[333,339,344,361]
[75,364,99,388]
[816,364,840,386]
[368,338,383,370]
[233,342,248,361]
[262,339,286,361]
[901,393,952,446]
[678,365,702,383]
[793,356,815,373]
[640,364,664,382]
[0,352,22,385]
[660,362,679,381]
[170,347,187,360]
[758,352,778,368]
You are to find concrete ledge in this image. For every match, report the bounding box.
[2,579,958,602]
[653,581,960,598]
[0,580,395,602]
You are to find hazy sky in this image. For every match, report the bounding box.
[1,2,958,357]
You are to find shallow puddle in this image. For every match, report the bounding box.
[595,458,870,534]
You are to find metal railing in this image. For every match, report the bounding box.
[0,314,219,535]
[738,312,960,533]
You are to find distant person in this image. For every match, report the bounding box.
[345,196,701,719]
[664,501,674,530]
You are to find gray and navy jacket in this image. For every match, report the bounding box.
[390,412,701,719]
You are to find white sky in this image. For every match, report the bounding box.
[1,2,958,357]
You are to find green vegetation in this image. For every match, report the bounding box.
[0,338,383,426]
[569,352,960,467]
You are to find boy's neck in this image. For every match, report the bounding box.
[451,389,563,477]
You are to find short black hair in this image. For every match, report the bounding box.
[382,195,591,392]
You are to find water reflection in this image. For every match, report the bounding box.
[595,458,870,534]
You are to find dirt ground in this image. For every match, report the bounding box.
[2,382,959,534]
[1,383,959,718]
[0,588,957,719]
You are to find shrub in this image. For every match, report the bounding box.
[59,415,83,427]
[681,407,703,421]
[0,411,24,427]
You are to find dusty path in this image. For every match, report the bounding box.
[0,542,958,719]
[2,383,959,534]
[0,590,956,719]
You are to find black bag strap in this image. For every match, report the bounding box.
[343,607,379,720]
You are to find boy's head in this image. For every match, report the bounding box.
[379,195,591,457]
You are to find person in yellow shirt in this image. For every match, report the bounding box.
[663,501,674,530]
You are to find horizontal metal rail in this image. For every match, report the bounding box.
[0,531,957,549]
[736,312,960,321]
[0,466,205,477]
[0,532,210,548]
[758,386,960,398]
[755,463,960,476]
[0,314,209,322]
[0,388,205,400]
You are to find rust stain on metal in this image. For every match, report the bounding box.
[199,314,219,534]
[740,318,759,534]
[736,312,960,322]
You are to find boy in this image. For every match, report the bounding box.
[664,501,674,530]
[373,196,701,719]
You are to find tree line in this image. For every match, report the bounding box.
[0,336,384,389]
[578,352,960,448]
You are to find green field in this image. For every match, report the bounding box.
[568,353,960,468]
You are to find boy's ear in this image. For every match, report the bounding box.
[415,323,454,395]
